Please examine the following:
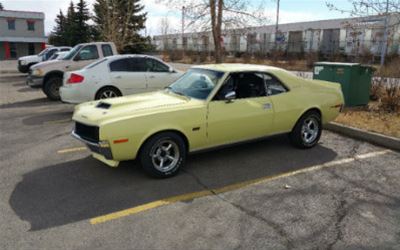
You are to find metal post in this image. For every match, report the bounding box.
[274,0,280,49]
[380,0,389,66]
[182,6,185,57]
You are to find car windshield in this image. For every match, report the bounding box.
[167,69,224,100]
[63,45,82,60]
[38,48,49,56]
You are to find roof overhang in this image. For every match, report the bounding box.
[0,37,48,43]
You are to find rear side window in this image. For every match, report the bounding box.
[264,74,287,96]
[129,58,146,72]
[145,58,169,72]
[109,58,130,71]
[102,44,113,57]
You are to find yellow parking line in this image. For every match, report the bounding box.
[89,149,391,225]
[57,147,87,154]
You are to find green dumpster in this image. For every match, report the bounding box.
[313,62,374,106]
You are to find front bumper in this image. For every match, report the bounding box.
[71,130,113,160]
[26,75,44,88]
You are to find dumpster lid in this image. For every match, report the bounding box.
[314,62,360,66]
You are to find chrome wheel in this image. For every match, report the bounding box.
[150,139,180,173]
[100,90,118,99]
[301,117,319,144]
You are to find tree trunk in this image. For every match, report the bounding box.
[210,0,223,63]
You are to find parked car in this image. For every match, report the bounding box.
[18,46,71,73]
[72,64,344,178]
[48,51,69,61]
[60,55,183,104]
[27,42,118,100]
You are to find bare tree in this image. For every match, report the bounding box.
[157,0,268,63]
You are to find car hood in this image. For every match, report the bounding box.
[31,59,66,70]
[19,55,40,61]
[73,91,204,125]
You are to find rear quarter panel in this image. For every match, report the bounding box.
[271,71,343,133]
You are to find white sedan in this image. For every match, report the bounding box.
[60,55,183,103]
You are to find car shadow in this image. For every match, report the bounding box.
[0,98,58,109]
[17,87,40,93]
[9,135,337,231]
[22,110,73,126]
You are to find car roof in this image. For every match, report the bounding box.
[192,63,287,73]
[77,42,114,46]
[105,54,161,60]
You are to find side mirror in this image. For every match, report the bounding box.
[73,54,81,61]
[224,91,236,103]
[169,67,175,73]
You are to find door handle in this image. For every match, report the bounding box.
[114,76,122,79]
[149,75,155,79]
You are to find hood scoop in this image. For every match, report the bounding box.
[96,102,111,109]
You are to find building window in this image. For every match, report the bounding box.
[9,43,17,59]
[27,21,35,31]
[28,43,35,55]
[8,19,16,30]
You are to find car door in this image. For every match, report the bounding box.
[207,72,275,146]
[109,57,147,95]
[145,58,179,90]
[69,45,100,71]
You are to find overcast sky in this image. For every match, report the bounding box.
[1,0,353,36]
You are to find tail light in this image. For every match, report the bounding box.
[67,73,84,84]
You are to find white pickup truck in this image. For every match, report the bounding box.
[27,42,118,100]
[18,46,71,73]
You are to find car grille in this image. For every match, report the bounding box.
[74,122,99,143]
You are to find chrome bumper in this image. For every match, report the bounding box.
[71,130,113,160]
[26,75,43,88]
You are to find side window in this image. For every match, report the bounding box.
[27,21,35,31]
[76,45,99,61]
[264,74,287,96]
[101,44,113,57]
[129,58,146,72]
[109,58,130,72]
[214,72,266,100]
[8,19,15,30]
[145,58,169,72]
[61,48,70,52]
[45,49,57,60]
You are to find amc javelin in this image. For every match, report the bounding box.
[72,64,344,178]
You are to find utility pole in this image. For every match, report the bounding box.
[182,6,185,56]
[380,0,389,66]
[274,0,280,48]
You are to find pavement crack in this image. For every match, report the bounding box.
[326,194,348,250]
[182,169,294,249]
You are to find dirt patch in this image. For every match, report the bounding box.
[335,107,400,138]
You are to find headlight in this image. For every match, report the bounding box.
[20,60,27,65]
[31,68,43,76]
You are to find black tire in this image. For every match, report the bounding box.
[43,76,63,100]
[95,87,122,100]
[139,132,187,178]
[289,110,322,149]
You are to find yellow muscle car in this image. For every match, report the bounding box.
[72,64,344,177]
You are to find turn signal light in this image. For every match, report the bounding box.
[67,73,84,84]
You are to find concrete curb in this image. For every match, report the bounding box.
[325,122,400,151]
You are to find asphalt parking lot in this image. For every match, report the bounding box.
[1,74,400,249]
